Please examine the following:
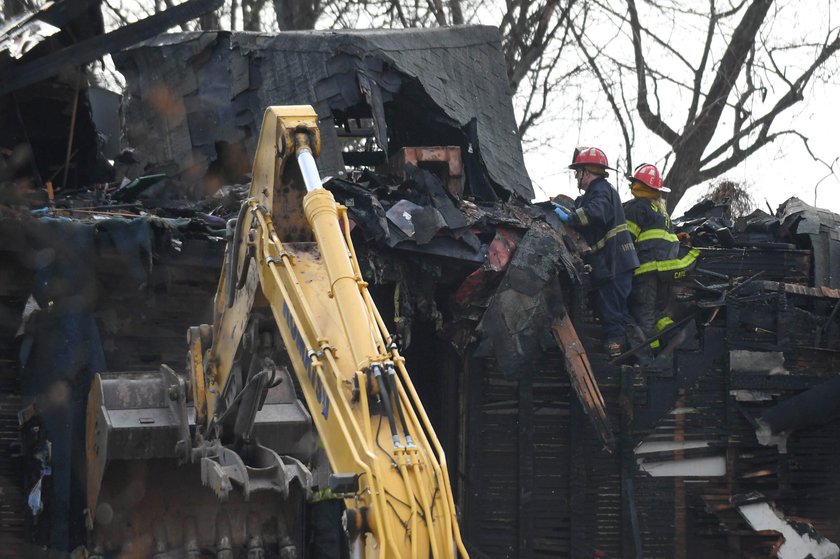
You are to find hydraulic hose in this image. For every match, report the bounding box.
[226,201,250,308]
[386,364,413,446]
[372,364,400,448]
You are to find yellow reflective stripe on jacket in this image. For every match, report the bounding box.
[634,248,700,276]
[634,260,658,275]
[626,219,641,240]
[651,316,675,348]
[636,228,679,244]
[591,223,629,252]
[575,207,589,226]
[656,316,674,331]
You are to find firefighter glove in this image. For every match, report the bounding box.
[552,202,571,223]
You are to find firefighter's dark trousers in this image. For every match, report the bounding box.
[596,270,636,344]
[628,271,672,343]
[308,498,350,559]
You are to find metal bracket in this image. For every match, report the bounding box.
[329,472,360,496]
[199,442,312,502]
[161,364,191,464]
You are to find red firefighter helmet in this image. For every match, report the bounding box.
[569,147,609,170]
[629,163,670,192]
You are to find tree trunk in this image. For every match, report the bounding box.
[661,0,773,213]
[242,0,267,30]
[450,0,463,25]
[664,155,701,213]
[198,9,221,29]
[274,0,319,30]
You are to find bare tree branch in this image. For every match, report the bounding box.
[503,0,576,93]
[685,0,717,126]
[626,0,680,146]
[678,0,772,158]
[698,128,790,179]
[593,0,695,72]
[518,58,583,136]
[700,28,840,168]
[732,44,758,153]
[425,0,447,25]
[567,7,633,171]
[242,0,269,30]
[617,63,636,147]
[161,0,191,31]
[274,0,321,30]
[103,0,134,26]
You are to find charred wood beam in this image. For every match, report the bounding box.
[551,314,614,451]
[0,0,224,95]
[729,374,832,392]
[341,152,387,166]
[761,376,840,433]
[619,368,642,559]
[517,374,534,557]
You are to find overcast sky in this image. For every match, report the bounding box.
[515,2,840,219]
[523,80,840,218]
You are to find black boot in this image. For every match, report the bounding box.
[604,339,625,358]
[625,325,654,367]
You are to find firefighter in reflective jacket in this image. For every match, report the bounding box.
[554,147,641,357]
[623,164,698,348]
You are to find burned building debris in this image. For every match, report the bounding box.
[2,16,840,559]
[111,28,533,203]
[0,0,224,202]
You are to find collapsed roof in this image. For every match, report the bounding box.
[112,27,533,202]
[0,0,222,195]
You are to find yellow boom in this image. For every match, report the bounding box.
[197,106,468,558]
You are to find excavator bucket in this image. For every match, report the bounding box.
[85,367,315,556]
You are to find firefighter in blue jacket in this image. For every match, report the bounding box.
[553,147,641,357]
[622,164,698,349]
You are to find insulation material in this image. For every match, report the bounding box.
[736,496,839,559]
[635,440,725,477]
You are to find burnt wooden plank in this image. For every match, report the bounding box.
[0,0,224,95]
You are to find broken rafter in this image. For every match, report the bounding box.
[0,0,224,95]
[551,314,614,451]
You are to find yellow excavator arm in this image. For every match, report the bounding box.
[85,106,467,557]
[194,106,468,558]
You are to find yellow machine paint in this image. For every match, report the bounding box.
[88,106,467,559]
[193,106,468,557]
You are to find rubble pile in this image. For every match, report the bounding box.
[8,155,840,556]
[2,10,840,557]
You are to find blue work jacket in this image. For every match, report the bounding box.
[569,177,639,282]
